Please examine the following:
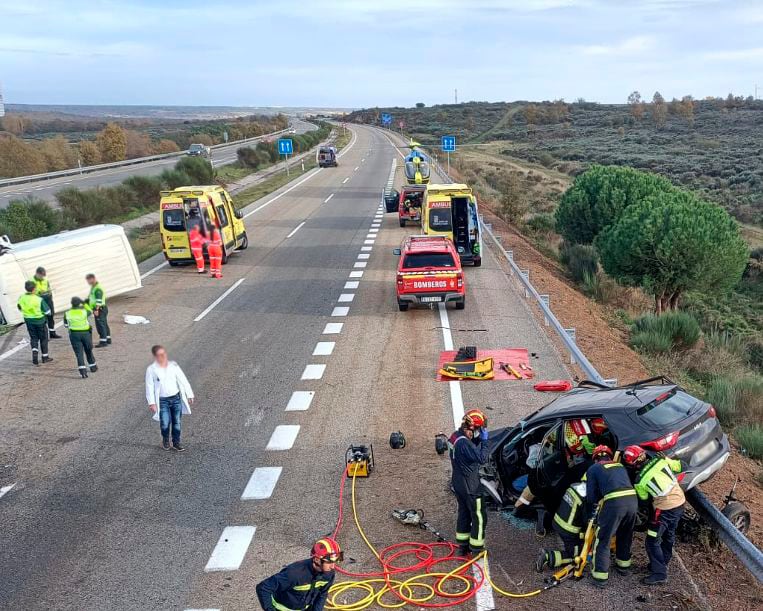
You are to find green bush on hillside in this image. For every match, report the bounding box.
[736,424,763,459]
[0,198,67,241]
[560,243,599,283]
[630,311,701,353]
[175,156,215,184]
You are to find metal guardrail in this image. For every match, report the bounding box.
[418,146,763,584]
[0,128,290,188]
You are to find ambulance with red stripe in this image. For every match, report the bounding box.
[393,235,465,311]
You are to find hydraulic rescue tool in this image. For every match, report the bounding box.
[389,431,406,449]
[345,444,374,478]
[547,506,600,586]
[391,509,447,542]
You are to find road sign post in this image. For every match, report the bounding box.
[278,138,293,176]
[441,136,456,175]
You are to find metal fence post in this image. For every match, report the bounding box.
[564,328,577,364]
[603,378,618,387]
[540,295,550,326]
[520,270,530,298]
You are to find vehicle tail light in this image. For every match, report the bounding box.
[642,431,680,452]
[397,274,403,287]
[707,405,717,419]
[457,274,463,289]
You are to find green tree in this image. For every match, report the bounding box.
[595,191,749,313]
[554,165,675,244]
[652,91,667,128]
[416,102,425,108]
[96,122,127,162]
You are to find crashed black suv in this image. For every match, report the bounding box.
[484,377,729,516]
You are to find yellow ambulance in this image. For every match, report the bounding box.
[423,183,482,266]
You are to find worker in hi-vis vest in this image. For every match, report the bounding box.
[64,297,98,379]
[17,280,52,366]
[86,273,111,347]
[33,266,60,338]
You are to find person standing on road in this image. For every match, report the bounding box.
[85,273,111,347]
[63,297,97,378]
[17,280,52,366]
[623,445,686,586]
[188,224,208,274]
[585,445,638,588]
[256,538,341,611]
[207,225,223,279]
[145,345,194,452]
[448,408,490,557]
[34,267,60,338]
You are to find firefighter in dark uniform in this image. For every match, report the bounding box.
[585,445,637,588]
[448,408,490,556]
[535,478,587,572]
[64,297,98,379]
[34,267,60,338]
[256,538,341,611]
[17,280,53,365]
[85,273,111,347]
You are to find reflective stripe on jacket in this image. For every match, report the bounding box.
[635,456,685,510]
[88,282,106,308]
[448,428,489,496]
[554,482,586,535]
[256,559,335,611]
[585,461,636,517]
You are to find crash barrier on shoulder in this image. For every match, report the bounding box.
[0,128,292,188]
[418,145,763,586]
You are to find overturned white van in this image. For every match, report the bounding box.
[0,225,141,326]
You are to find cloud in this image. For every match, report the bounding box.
[578,35,656,56]
[703,47,763,61]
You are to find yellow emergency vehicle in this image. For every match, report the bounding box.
[423,183,482,266]
[159,186,248,266]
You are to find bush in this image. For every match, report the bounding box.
[736,424,763,459]
[630,311,701,352]
[159,169,193,189]
[560,243,599,282]
[705,376,738,425]
[56,187,120,225]
[581,270,618,303]
[174,156,215,184]
[123,175,164,209]
[526,213,555,234]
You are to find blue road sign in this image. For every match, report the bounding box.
[441,135,456,152]
[278,138,293,155]
[381,113,392,125]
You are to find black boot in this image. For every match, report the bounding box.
[90,365,98,373]
[80,370,88,379]
[42,356,53,363]
[535,550,550,572]
[32,356,39,366]
[49,331,61,339]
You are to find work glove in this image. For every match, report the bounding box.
[479,428,489,442]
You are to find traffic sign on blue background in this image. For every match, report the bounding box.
[381,113,392,126]
[278,138,293,155]
[441,135,456,152]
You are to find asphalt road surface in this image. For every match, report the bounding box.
[0,117,315,209]
[0,125,701,611]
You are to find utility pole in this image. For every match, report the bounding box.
[454,88,458,104]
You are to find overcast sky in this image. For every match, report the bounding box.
[2,0,762,107]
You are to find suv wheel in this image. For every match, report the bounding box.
[398,302,409,312]
[399,218,406,227]
[455,297,465,310]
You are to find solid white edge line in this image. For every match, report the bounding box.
[313,341,336,356]
[286,221,306,238]
[142,261,169,278]
[324,193,335,203]
[241,467,283,500]
[194,278,245,322]
[286,390,315,411]
[266,425,301,450]
[242,169,321,219]
[0,483,16,499]
[204,526,256,572]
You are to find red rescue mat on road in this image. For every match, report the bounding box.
[436,348,529,381]
[533,379,573,392]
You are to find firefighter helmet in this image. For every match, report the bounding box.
[590,417,607,435]
[463,409,487,429]
[623,445,647,466]
[591,445,613,461]
[311,538,343,563]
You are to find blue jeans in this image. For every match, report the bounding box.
[159,393,182,444]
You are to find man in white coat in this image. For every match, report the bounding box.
[145,345,195,451]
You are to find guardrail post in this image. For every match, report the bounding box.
[564,328,577,364]
[520,270,530,297]
[603,378,618,387]
[540,294,550,326]
[485,223,493,232]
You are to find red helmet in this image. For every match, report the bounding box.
[311,538,343,563]
[590,418,607,435]
[592,445,613,461]
[463,409,487,429]
[623,445,647,466]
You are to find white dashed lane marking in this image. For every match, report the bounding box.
[332,306,350,316]
[342,177,349,184]
[361,247,372,252]
[286,221,306,238]
[344,281,359,289]
[242,467,283,500]
[338,293,355,302]
[353,262,367,269]
[266,425,301,450]
[349,271,364,278]
[313,341,335,356]
[0,483,16,499]
[286,391,315,411]
[323,322,344,334]
[364,239,375,245]
[324,193,334,204]
[301,364,327,379]
[358,254,370,260]
[204,526,256,572]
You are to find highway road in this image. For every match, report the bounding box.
[0,117,316,209]
[0,125,697,610]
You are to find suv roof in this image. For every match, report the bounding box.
[527,378,680,423]
[404,235,453,253]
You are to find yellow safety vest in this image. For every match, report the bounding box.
[17,293,46,321]
[88,282,106,308]
[65,307,91,332]
[34,276,51,295]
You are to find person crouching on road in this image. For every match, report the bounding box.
[449,408,490,557]
[145,345,194,452]
[188,224,208,274]
[17,280,53,366]
[623,445,686,586]
[536,478,587,572]
[585,445,638,588]
[207,225,223,279]
[256,538,341,611]
[85,273,111,347]
[64,297,97,378]
[34,266,60,338]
